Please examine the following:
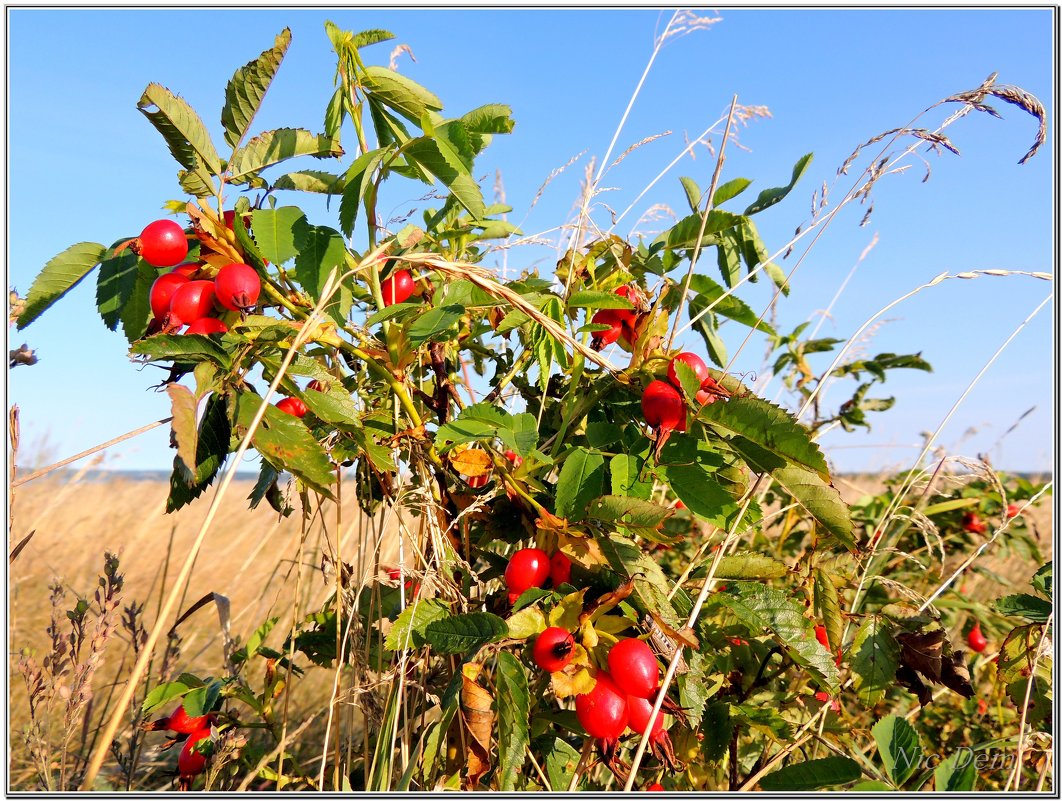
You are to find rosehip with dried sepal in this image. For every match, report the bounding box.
[532,626,576,673]
[962,512,987,535]
[967,622,987,653]
[136,219,188,268]
[214,263,260,312]
[1006,503,1021,519]
[177,728,212,787]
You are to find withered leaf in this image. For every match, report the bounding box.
[897,628,944,682]
[896,663,933,707]
[460,663,493,789]
[940,650,974,699]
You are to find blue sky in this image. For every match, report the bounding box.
[6,7,1055,475]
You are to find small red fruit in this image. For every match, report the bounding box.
[380,270,415,306]
[532,627,576,673]
[214,263,261,312]
[223,209,250,231]
[962,511,987,534]
[967,622,987,653]
[307,379,328,392]
[171,262,201,278]
[549,551,572,587]
[466,473,489,488]
[150,272,190,319]
[667,352,711,391]
[166,705,214,735]
[646,784,665,791]
[169,280,217,324]
[590,309,625,349]
[276,397,307,418]
[504,548,551,598]
[814,624,830,650]
[177,727,212,783]
[626,694,665,739]
[184,318,228,335]
[1006,503,1020,519]
[641,380,687,433]
[977,697,989,715]
[137,219,189,267]
[608,638,660,699]
[575,672,629,740]
[503,449,524,469]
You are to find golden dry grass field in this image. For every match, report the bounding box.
[7,468,1052,791]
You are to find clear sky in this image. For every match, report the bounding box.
[5,7,1056,476]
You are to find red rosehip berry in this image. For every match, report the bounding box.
[532,626,576,673]
[177,727,212,783]
[503,449,524,469]
[149,272,190,319]
[307,379,328,392]
[165,705,215,735]
[184,318,228,335]
[962,512,987,535]
[814,624,830,650]
[380,270,415,306]
[549,551,572,587]
[626,694,665,740]
[590,309,625,349]
[223,209,250,231]
[667,352,711,391]
[137,219,189,268]
[171,262,201,278]
[214,263,260,312]
[641,380,687,433]
[967,622,987,653]
[608,638,660,699]
[168,280,217,325]
[646,783,665,791]
[504,548,551,598]
[276,397,307,418]
[466,473,489,488]
[1006,503,1020,519]
[575,671,629,740]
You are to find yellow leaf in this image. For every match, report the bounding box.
[451,445,492,478]
[594,614,635,635]
[548,589,586,631]
[507,606,546,641]
[551,664,596,699]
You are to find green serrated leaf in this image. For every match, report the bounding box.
[273,170,345,194]
[495,651,530,790]
[554,448,605,521]
[719,583,841,692]
[597,535,681,628]
[95,249,141,331]
[229,128,343,183]
[405,136,486,218]
[249,206,306,265]
[743,153,813,215]
[182,678,223,717]
[759,756,862,791]
[137,83,220,185]
[610,453,652,500]
[120,261,156,342]
[360,65,443,123]
[141,680,195,715]
[542,735,582,792]
[166,393,230,513]
[677,651,721,729]
[338,147,388,238]
[222,28,291,149]
[233,392,335,498]
[851,616,899,706]
[687,273,776,336]
[993,593,1052,623]
[292,220,349,323]
[18,242,107,329]
[657,209,743,250]
[406,304,464,345]
[586,495,673,529]
[713,177,753,207]
[679,176,701,213]
[385,599,451,651]
[705,552,788,581]
[460,103,515,135]
[566,290,635,310]
[872,715,923,787]
[167,384,199,477]
[934,749,977,791]
[131,333,232,369]
[814,568,843,656]
[422,612,507,655]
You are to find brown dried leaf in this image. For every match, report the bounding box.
[579,578,635,625]
[897,628,944,682]
[460,662,493,789]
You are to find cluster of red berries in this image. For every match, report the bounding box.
[642,352,728,435]
[504,547,571,604]
[590,286,640,349]
[144,704,217,788]
[142,218,262,335]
